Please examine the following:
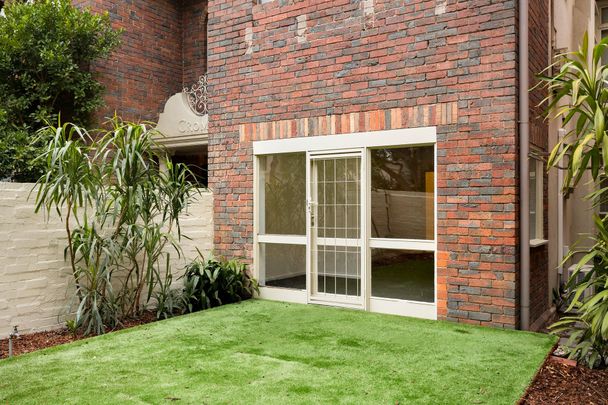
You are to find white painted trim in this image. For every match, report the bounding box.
[257,234,307,245]
[369,238,435,251]
[433,142,438,312]
[309,293,364,309]
[529,155,544,241]
[306,150,314,303]
[316,237,362,248]
[264,272,306,282]
[369,297,437,320]
[309,150,362,159]
[253,128,438,321]
[530,238,549,248]
[253,127,437,155]
[307,151,366,307]
[258,287,307,304]
[253,156,261,281]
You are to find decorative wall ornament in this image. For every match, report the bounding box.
[182,74,209,116]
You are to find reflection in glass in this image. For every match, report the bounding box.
[371,249,434,302]
[315,157,360,239]
[261,243,306,290]
[371,146,434,240]
[260,153,306,235]
[315,245,361,296]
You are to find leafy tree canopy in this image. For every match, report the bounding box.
[0,0,121,182]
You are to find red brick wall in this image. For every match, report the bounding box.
[528,0,550,326]
[208,0,520,327]
[74,0,207,123]
[183,0,208,86]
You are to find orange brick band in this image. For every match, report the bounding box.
[240,102,459,143]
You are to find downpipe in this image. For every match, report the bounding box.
[519,0,531,330]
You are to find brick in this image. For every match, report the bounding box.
[76,0,550,330]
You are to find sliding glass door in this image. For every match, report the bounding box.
[308,152,364,307]
[254,128,437,319]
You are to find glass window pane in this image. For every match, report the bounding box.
[260,243,306,290]
[602,8,608,24]
[371,146,434,240]
[529,159,537,238]
[259,153,306,235]
[602,30,608,66]
[316,157,360,239]
[371,249,434,302]
[316,245,361,296]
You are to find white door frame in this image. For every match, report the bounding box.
[306,150,367,309]
[254,127,438,320]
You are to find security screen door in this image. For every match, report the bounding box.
[308,151,364,307]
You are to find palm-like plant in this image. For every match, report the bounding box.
[34,118,200,334]
[538,32,608,367]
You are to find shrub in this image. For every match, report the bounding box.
[538,33,608,368]
[181,255,259,313]
[0,0,121,181]
[552,215,608,368]
[34,119,199,335]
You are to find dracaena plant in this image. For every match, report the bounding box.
[538,32,608,368]
[34,117,199,335]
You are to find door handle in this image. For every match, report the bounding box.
[307,200,315,226]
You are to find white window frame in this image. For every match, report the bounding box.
[597,2,608,39]
[529,155,546,247]
[596,1,608,66]
[253,127,438,320]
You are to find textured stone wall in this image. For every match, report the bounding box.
[208,0,521,327]
[0,183,214,338]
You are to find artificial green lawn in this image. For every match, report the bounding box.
[0,300,555,405]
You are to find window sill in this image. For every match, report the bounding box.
[529,239,548,248]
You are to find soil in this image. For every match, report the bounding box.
[0,311,157,359]
[520,356,608,404]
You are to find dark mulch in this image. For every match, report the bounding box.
[520,356,608,404]
[0,311,157,359]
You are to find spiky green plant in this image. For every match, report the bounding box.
[34,118,200,334]
[538,32,608,367]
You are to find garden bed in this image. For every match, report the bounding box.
[0,311,157,358]
[521,356,608,404]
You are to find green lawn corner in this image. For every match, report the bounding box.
[0,300,556,404]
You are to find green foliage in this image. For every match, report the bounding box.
[539,33,608,368]
[34,119,199,335]
[551,215,608,368]
[0,0,121,182]
[181,254,259,312]
[65,319,78,336]
[0,127,47,181]
[540,32,608,188]
[0,301,555,405]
